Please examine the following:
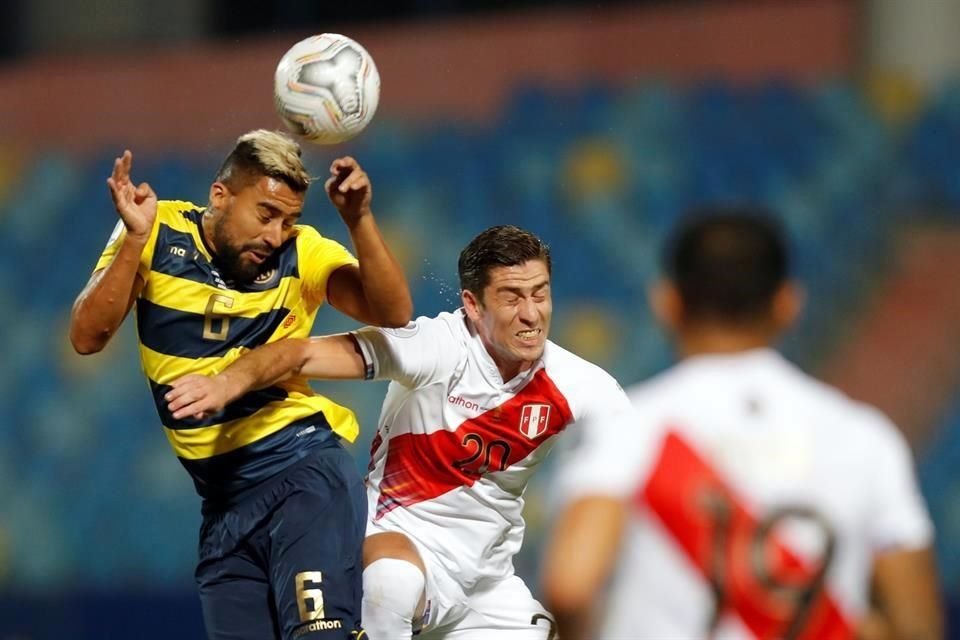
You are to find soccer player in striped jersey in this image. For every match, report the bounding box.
[163,225,633,639]
[69,129,412,640]
[541,211,943,640]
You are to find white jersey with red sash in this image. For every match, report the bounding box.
[352,309,631,588]
[553,348,933,640]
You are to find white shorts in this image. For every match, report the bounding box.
[364,517,555,639]
[415,555,555,640]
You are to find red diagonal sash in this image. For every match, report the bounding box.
[639,431,853,640]
[375,368,573,518]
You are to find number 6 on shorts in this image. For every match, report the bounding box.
[296,571,326,622]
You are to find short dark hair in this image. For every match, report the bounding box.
[664,208,789,323]
[458,225,552,297]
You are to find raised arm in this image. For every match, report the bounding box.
[69,150,157,354]
[165,333,366,420]
[324,156,413,327]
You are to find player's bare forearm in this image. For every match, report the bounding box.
[338,212,412,327]
[323,156,411,326]
[69,234,147,354]
[165,338,313,420]
[221,335,366,388]
[550,610,593,640]
[166,334,366,420]
[543,496,626,640]
[297,334,367,379]
[872,547,943,640]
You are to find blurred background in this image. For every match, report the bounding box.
[1,0,959,637]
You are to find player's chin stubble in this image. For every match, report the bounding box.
[211,218,263,284]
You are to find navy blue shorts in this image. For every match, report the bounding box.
[195,438,367,640]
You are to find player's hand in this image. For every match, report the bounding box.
[165,374,230,421]
[325,156,372,224]
[107,150,157,241]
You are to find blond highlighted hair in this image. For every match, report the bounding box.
[216,129,311,193]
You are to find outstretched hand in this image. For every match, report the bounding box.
[325,156,372,224]
[106,150,157,241]
[165,374,231,421]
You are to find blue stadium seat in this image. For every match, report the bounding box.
[919,398,960,592]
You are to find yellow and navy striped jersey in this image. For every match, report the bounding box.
[96,200,361,500]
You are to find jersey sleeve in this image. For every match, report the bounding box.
[550,378,656,506]
[866,418,934,552]
[93,214,160,281]
[296,225,359,306]
[351,315,462,389]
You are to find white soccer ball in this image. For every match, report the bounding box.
[273,34,381,144]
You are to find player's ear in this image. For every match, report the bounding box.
[772,280,804,332]
[209,181,229,210]
[648,279,682,333]
[461,288,482,323]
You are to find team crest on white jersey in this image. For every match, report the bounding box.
[520,404,551,439]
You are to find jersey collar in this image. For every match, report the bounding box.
[193,209,216,262]
[457,308,544,390]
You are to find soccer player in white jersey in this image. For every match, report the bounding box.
[164,224,632,639]
[541,210,943,640]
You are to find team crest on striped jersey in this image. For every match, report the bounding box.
[253,267,278,285]
[519,404,551,439]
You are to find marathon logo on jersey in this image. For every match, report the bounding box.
[519,404,551,439]
[448,395,490,414]
[292,618,343,637]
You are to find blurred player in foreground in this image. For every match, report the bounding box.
[165,224,632,639]
[69,130,412,640]
[542,210,943,640]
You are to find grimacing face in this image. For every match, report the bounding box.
[463,259,552,379]
[206,175,304,282]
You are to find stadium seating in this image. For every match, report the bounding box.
[2,78,959,632]
[920,397,960,594]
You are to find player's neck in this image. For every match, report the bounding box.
[481,341,533,381]
[677,326,776,359]
[488,344,535,383]
[200,211,221,257]
[496,359,534,383]
[465,314,536,382]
